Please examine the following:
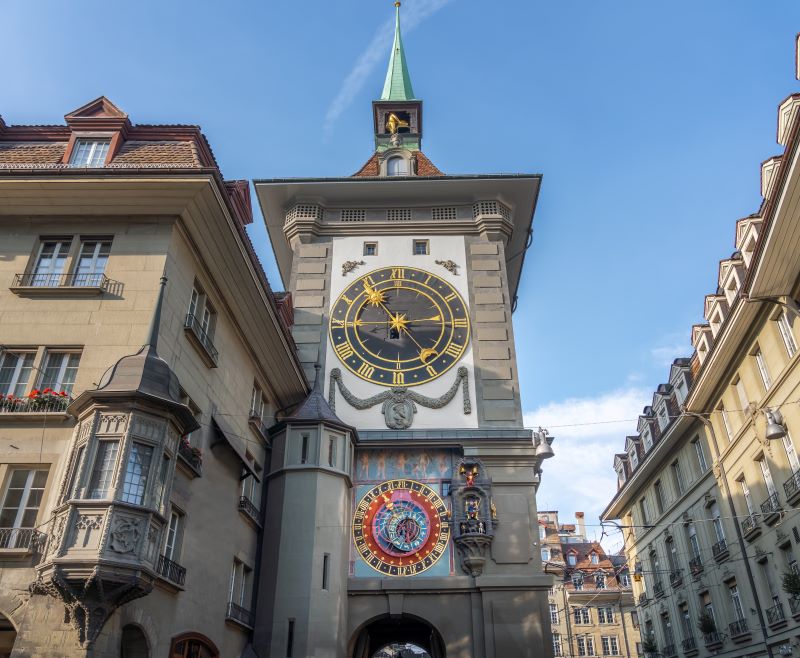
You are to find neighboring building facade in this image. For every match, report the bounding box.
[603,39,800,658]
[0,98,308,656]
[252,5,553,657]
[539,512,640,658]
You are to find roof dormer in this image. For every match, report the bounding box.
[761,156,782,199]
[62,97,131,167]
[692,324,713,364]
[704,294,728,337]
[719,255,745,305]
[777,93,800,146]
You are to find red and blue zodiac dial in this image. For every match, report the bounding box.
[353,479,450,576]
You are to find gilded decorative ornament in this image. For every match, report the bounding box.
[435,259,459,275]
[342,260,366,276]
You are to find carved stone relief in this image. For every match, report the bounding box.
[109,516,142,554]
[96,413,128,435]
[329,366,471,429]
[131,414,165,441]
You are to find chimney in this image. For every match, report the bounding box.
[575,512,586,539]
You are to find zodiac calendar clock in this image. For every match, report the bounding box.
[352,479,451,576]
[329,266,470,387]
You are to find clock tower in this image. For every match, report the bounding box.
[254,4,554,657]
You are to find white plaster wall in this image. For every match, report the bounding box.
[325,235,478,430]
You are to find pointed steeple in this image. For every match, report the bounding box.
[381,2,415,101]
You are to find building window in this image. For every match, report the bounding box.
[38,351,81,395]
[739,478,755,515]
[574,607,590,624]
[734,377,749,413]
[552,632,563,657]
[75,239,111,285]
[550,603,559,624]
[674,377,688,404]
[568,553,577,567]
[577,637,595,656]
[628,446,638,469]
[412,240,429,256]
[639,497,650,525]
[539,525,546,540]
[31,239,71,286]
[657,405,669,431]
[590,553,599,565]
[249,384,271,428]
[164,509,183,561]
[616,465,626,486]
[69,138,110,167]
[363,242,378,256]
[729,583,745,621]
[0,351,35,397]
[169,634,218,658]
[87,440,119,499]
[300,434,309,464]
[782,431,800,474]
[386,156,408,177]
[595,573,606,590]
[710,501,725,543]
[572,574,584,590]
[642,428,653,451]
[619,572,631,587]
[228,558,253,612]
[687,522,701,559]
[64,444,85,501]
[719,403,734,441]
[601,636,619,656]
[692,437,708,473]
[542,547,550,561]
[186,284,217,352]
[328,436,337,468]
[0,469,48,538]
[759,458,777,497]
[754,348,772,390]
[598,607,615,623]
[322,553,330,590]
[241,474,261,509]
[286,619,295,658]
[671,459,684,495]
[777,311,798,357]
[654,480,665,515]
[120,442,154,505]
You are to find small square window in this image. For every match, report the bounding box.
[363,242,377,256]
[413,240,429,256]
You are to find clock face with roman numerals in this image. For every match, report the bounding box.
[329,266,470,386]
[352,479,450,576]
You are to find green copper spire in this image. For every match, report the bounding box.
[381,2,415,101]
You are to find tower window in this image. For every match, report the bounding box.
[387,157,408,177]
[363,242,378,256]
[413,240,429,255]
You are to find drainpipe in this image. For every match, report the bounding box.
[682,410,774,658]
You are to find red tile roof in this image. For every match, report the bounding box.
[352,150,443,177]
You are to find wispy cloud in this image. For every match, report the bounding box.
[524,386,648,546]
[323,0,456,140]
[650,332,691,368]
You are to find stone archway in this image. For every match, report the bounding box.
[120,623,149,658]
[0,613,16,658]
[351,614,445,658]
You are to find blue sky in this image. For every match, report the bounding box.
[4,0,800,539]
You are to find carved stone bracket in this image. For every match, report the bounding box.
[435,259,459,275]
[328,366,471,429]
[342,260,366,276]
[454,534,492,577]
[30,567,152,647]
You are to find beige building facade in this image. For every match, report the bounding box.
[603,40,800,658]
[539,512,641,658]
[0,98,307,657]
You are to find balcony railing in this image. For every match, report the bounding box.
[637,592,649,606]
[689,555,703,575]
[760,492,781,518]
[741,514,759,537]
[156,554,187,586]
[184,313,219,366]
[12,271,111,290]
[238,496,261,525]
[766,602,786,626]
[728,618,749,638]
[0,527,46,551]
[662,643,676,657]
[784,470,800,503]
[712,538,729,561]
[653,580,665,598]
[226,601,254,628]
[177,440,203,475]
[669,570,682,588]
[0,393,71,414]
[703,632,723,647]
[681,636,697,652]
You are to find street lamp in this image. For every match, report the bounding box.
[765,408,787,440]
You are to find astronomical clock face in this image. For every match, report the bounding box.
[353,480,451,576]
[329,266,470,386]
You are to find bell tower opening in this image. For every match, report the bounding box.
[351,615,445,658]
